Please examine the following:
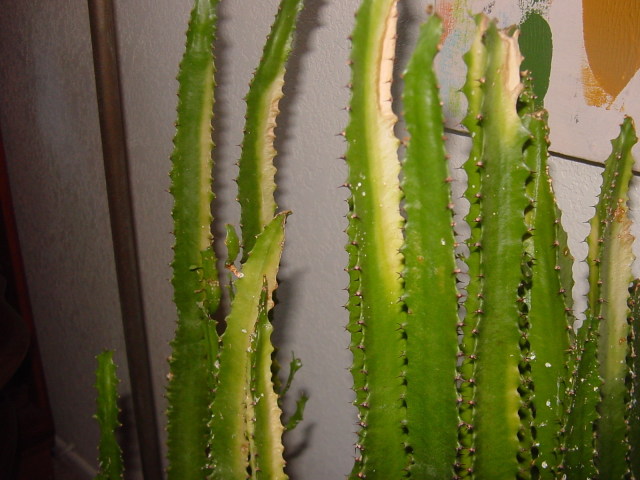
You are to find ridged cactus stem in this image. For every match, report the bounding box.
[565,117,637,478]
[250,281,288,479]
[95,351,124,480]
[472,22,531,479]
[237,0,304,258]
[592,117,636,478]
[345,0,407,477]
[401,15,460,479]
[628,280,640,478]
[209,213,288,479]
[519,76,573,477]
[458,14,488,477]
[166,1,220,477]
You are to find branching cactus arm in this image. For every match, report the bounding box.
[237,0,304,257]
[209,213,288,479]
[593,118,636,478]
[345,0,407,477]
[250,280,288,480]
[166,1,220,477]
[401,14,460,479]
[472,22,531,479]
[95,351,124,480]
[565,117,637,478]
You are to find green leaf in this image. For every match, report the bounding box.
[285,393,308,432]
[279,352,302,399]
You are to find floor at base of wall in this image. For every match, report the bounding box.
[52,437,95,480]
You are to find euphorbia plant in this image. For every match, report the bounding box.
[345,1,639,479]
[94,0,305,478]
[93,1,640,478]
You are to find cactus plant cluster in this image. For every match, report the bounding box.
[94,0,640,478]
[345,1,639,479]
[95,0,304,479]
[168,0,306,478]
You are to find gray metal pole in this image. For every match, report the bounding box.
[87,1,163,477]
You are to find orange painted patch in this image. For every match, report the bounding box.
[435,1,456,44]
[582,0,640,104]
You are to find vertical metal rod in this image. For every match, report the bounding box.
[87,1,163,478]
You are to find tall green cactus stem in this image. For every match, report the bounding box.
[457,14,488,477]
[628,280,640,478]
[564,117,637,478]
[237,0,304,257]
[519,77,573,477]
[210,213,288,479]
[401,15,460,479]
[471,22,531,479]
[345,0,407,477]
[95,351,124,480]
[167,1,220,478]
[249,280,287,479]
[591,117,636,478]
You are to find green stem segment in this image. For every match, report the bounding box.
[168,0,303,477]
[519,76,573,477]
[167,1,220,478]
[628,280,640,479]
[210,213,289,479]
[472,22,531,479]
[402,15,460,479]
[345,0,407,477]
[250,280,288,479]
[238,0,304,257]
[95,351,124,480]
[565,117,637,479]
[458,15,488,478]
[592,117,636,478]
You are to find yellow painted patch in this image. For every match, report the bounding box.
[581,62,614,108]
[582,0,640,105]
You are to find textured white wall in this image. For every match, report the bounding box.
[0,0,134,475]
[0,1,638,479]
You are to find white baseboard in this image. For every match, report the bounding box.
[53,436,97,480]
